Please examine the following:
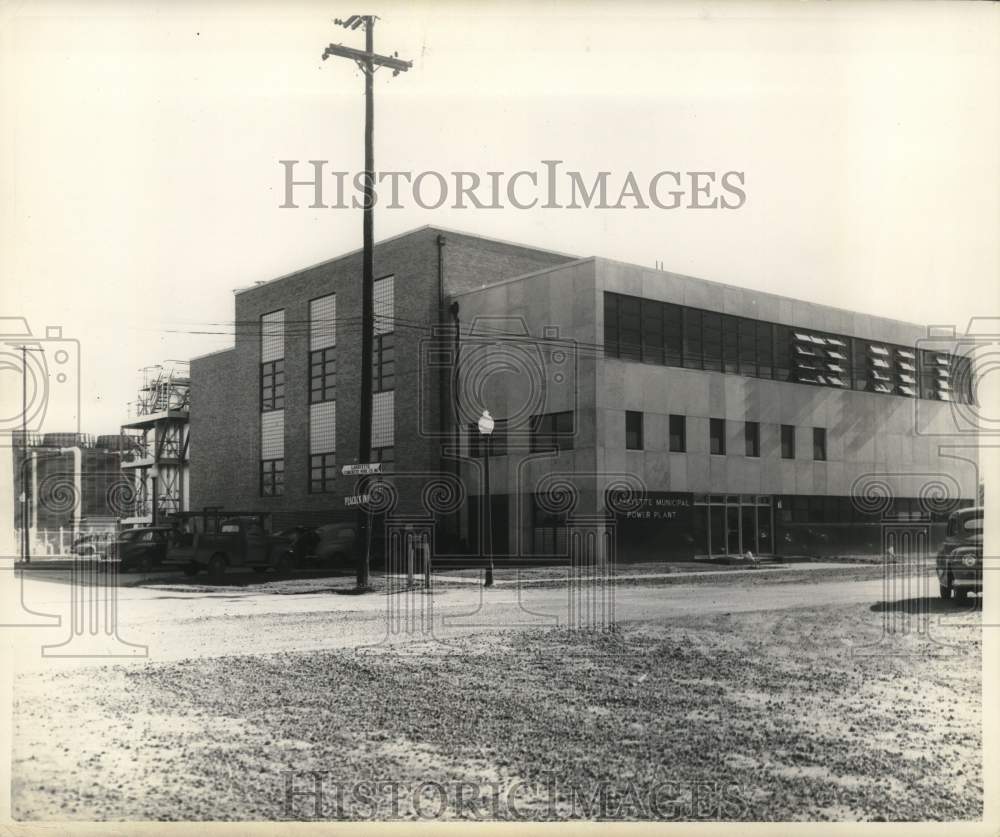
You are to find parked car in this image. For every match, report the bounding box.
[71,533,108,559]
[115,526,173,573]
[937,506,983,601]
[274,526,321,564]
[314,523,358,568]
[163,515,295,579]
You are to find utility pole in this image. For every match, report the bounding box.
[16,345,44,564]
[322,16,412,590]
[21,345,28,564]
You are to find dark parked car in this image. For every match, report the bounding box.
[274,526,321,564]
[937,506,983,601]
[313,523,358,568]
[116,526,173,573]
[163,515,294,578]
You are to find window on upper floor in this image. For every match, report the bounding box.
[669,414,686,452]
[626,411,644,451]
[781,425,795,459]
[709,418,726,455]
[813,427,827,461]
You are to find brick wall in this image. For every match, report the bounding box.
[188,226,576,526]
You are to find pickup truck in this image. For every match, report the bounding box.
[164,515,295,579]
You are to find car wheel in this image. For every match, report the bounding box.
[253,567,267,574]
[209,554,227,581]
[939,583,952,600]
[955,588,969,602]
[183,563,199,577]
[274,553,292,576]
[138,555,153,573]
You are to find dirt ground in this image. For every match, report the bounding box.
[12,592,981,822]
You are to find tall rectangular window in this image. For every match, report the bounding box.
[669,414,686,452]
[309,349,335,403]
[260,459,284,496]
[309,294,336,350]
[682,308,702,370]
[781,425,795,459]
[774,325,792,382]
[260,308,285,413]
[309,294,337,404]
[372,391,394,457]
[739,318,756,377]
[722,315,740,374]
[756,321,774,379]
[625,411,644,450]
[261,309,285,364]
[709,418,726,455]
[619,296,641,361]
[260,359,285,411]
[373,275,394,335]
[309,453,336,494]
[702,313,722,372]
[309,401,336,493]
[603,293,620,357]
[372,332,395,392]
[664,303,683,367]
[372,276,395,392]
[260,410,284,497]
[813,427,827,461]
[530,411,574,452]
[745,421,760,457]
[641,301,664,364]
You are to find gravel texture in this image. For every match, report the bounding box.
[12,592,981,823]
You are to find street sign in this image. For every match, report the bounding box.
[341,463,382,476]
[344,493,371,507]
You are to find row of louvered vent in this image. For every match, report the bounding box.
[792,331,849,388]
[791,332,953,399]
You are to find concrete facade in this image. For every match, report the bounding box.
[190,226,978,558]
[452,257,979,558]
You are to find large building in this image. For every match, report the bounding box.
[13,432,131,555]
[190,226,978,561]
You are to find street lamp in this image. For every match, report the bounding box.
[478,409,495,588]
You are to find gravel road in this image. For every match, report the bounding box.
[8,564,891,669]
[9,567,982,822]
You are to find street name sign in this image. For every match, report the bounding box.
[341,463,382,476]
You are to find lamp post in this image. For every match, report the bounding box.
[477,409,495,588]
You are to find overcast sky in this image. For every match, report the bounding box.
[1,0,997,435]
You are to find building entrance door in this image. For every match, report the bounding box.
[700,495,773,557]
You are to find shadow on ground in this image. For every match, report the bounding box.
[870,595,982,615]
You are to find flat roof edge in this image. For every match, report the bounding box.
[448,257,596,299]
[233,224,579,297]
[590,256,932,334]
[190,346,235,362]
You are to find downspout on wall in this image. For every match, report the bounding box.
[436,233,462,543]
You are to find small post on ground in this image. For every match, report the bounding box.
[478,410,495,587]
